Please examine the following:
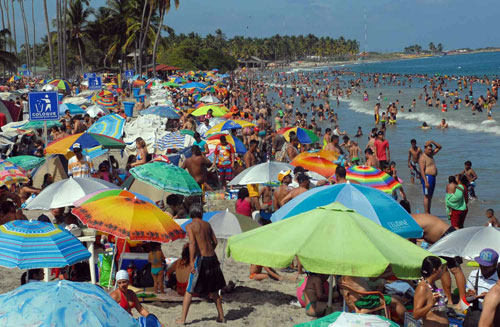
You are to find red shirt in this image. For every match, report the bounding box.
[374,139,389,161]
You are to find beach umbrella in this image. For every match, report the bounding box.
[200,94,220,103]
[271,183,423,238]
[8,75,21,83]
[85,104,110,118]
[206,133,247,154]
[290,150,338,178]
[98,90,114,97]
[191,105,228,117]
[346,165,401,194]
[0,280,138,327]
[26,177,119,210]
[181,82,207,89]
[59,103,86,115]
[428,226,500,260]
[279,127,319,144]
[164,81,180,88]
[48,79,71,91]
[45,132,125,155]
[41,83,58,91]
[130,162,202,196]
[17,120,62,130]
[155,131,195,152]
[227,202,435,279]
[95,97,118,109]
[132,80,145,87]
[205,119,255,135]
[72,195,185,243]
[0,220,90,269]
[73,189,157,207]
[181,210,260,238]
[139,105,180,119]
[87,113,125,139]
[6,155,45,171]
[228,161,294,186]
[294,311,399,327]
[0,160,28,186]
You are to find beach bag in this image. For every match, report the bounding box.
[463,270,481,327]
[99,253,114,287]
[275,142,289,162]
[133,263,154,288]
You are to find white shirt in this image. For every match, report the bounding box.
[466,269,498,307]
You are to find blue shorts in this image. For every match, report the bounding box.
[421,174,436,196]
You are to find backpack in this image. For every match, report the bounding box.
[133,263,154,288]
[275,142,289,162]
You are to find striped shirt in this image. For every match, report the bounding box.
[68,155,94,178]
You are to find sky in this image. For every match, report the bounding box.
[6,0,500,53]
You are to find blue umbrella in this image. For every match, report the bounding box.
[0,220,91,269]
[181,82,207,89]
[271,183,423,238]
[0,280,139,326]
[59,103,86,115]
[87,113,125,139]
[139,106,180,119]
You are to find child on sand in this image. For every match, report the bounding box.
[148,243,166,294]
[485,209,500,227]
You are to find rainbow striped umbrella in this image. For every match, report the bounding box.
[346,165,401,194]
[0,160,28,186]
[290,150,338,178]
[49,79,71,91]
[8,75,21,83]
[95,97,118,109]
[0,220,91,269]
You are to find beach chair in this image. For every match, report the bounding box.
[339,283,390,319]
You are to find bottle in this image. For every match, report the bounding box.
[127,262,135,284]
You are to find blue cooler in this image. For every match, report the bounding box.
[58,93,63,102]
[137,94,145,103]
[123,101,135,117]
[132,88,141,97]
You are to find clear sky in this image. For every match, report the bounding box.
[8,0,500,53]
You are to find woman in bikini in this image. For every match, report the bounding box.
[110,270,151,316]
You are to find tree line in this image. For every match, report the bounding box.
[0,0,359,77]
[404,42,444,54]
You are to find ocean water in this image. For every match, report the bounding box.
[274,52,500,226]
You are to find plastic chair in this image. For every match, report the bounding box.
[339,283,390,319]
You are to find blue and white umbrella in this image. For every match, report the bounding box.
[0,220,90,269]
[0,280,139,327]
[155,131,194,152]
[271,183,423,238]
[139,106,180,119]
[87,113,125,139]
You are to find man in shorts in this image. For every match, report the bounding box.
[407,139,422,184]
[214,135,235,189]
[177,205,226,325]
[419,140,442,213]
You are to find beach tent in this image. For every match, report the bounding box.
[31,155,68,188]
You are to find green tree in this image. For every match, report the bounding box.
[0,28,16,70]
[66,0,93,74]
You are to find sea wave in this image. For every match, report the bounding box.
[343,97,500,136]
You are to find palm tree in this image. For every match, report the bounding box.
[151,0,179,76]
[10,0,16,51]
[0,1,5,30]
[43,0,55,77]
[31,0,36,75]
[18,0,30,69]
[0,28,16,70]
[67,0,93,74]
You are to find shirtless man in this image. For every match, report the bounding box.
[280,173,310,207]
[411,213,466,303]
[478,263,500,327]
[274,170,292,210]
[408,139,422,184]
[17,181,40,204]
[177,205,225,325]
[419,140,442,214]
[438,119,448,129]
[286,136,300,161]
[182,145,212,188]
[325,135,344,155]
[461,160,478,198]
[244,140,261,211]
[364,148,380,169]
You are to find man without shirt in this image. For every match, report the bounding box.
[419,140,442,214]
[408,139,422,184]
[280,173,310,207]
[273,170,292,210]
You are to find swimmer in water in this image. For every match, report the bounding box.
[438,119,448,129]
[421,122,431,130]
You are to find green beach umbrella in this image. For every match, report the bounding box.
[294,311,399,327]
[163,81,180,88]
[6,156,46,170]
[130,162,202,196]
[227,202,435,279]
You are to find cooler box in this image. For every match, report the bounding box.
[136,94,145,103]
[123,101,135,117]
[132,88,141,97]
[58,93,63,102]
[120,252,149,270]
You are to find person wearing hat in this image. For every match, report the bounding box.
[273,169,292,210]
[67,143,94,178]
[478,263,500,327]
[110,270,163,326]
[466,248,499,310]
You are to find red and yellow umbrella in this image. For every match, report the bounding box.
[0,160,28,186]
[72,196,185,243]
[346,165,401,194]
[49,79,71,91]
[290,150,338,178]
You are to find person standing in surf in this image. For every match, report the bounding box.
[419,140,442,214]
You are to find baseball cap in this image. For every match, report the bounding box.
[277,169,291,182]
[474,248,499,267]
[72,143,82,151]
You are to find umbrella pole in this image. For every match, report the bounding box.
[328,275,333,308]
[107,241,117,289]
